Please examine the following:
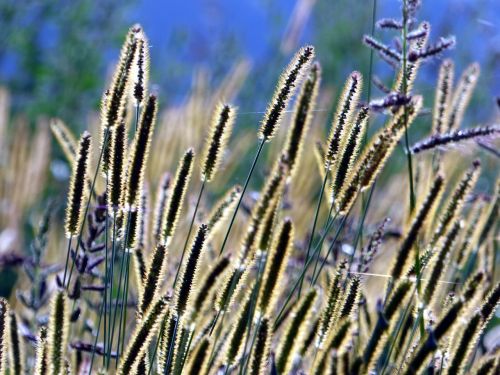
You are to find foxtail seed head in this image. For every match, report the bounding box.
[47,290,69,375]
[447,62,480,132]
[433,59,454,134]
[50,119,77,163]
[331,106,369,201]
[161,149,195,243]
[125,94,158,209]
[283,61,321,178]
[34,326,48,375]
[201,103,236,182]
[259,46,315,140]
[139,244,168,314]
[153,172,171,241]
[64,132,92,238]
[118,297,169,375]
[130,28,150,107]
[248,318,271,375]
[107,120,127,211]
[8,312,23,375]
[0,298,9,375]
[431,160,480,245]
[276,288,317,374]
[325,71,363,167]
[256,218,294,316]
[175,224,208,316]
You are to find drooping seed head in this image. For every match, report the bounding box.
[259,45,315,140]
[201,103,236,182]
[65,132,92,238]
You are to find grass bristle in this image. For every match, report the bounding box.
[64,132,91,238]
[259,46,315,140]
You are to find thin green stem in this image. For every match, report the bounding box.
[62,237,73,288]
[310,200,336,285]
[401,0,416,213]
[164,316,179,375]
[106,215,118,366]
[218,137,266,257]
[173,178,206,289]
[298,162,330,296]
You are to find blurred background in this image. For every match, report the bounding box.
[1,0,499,124]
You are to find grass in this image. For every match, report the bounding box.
[0,2,499,375]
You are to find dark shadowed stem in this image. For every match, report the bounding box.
[218,137,266,257]
[240,253,267,374]
[364,0,378,145]
[108,210,132,368]
[114,210,133,367]
[298,161,330,297]
[165,316,179,375]
[347,183,376,274]
[62,237,73,288]
[117,251,132,365]
[274,213,346,329]
[147,333,161,375]
[311,212,349,286]
[380,288,416,375]
[103,174,109,366]
[395,304,423,374]
[401,0,416,213]
[173,178,206,289]
[106,215,118,366]
[356,0,378,271]
[89,288,106,374]
[66,128,110,289]
[310,200,336,285]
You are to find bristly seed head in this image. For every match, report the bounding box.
[65,132,92,238]
[201,103,236,182]
[259,45,315,140]
[125,94,158,210]
[325,71,363,167]
[160,148,195,242]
